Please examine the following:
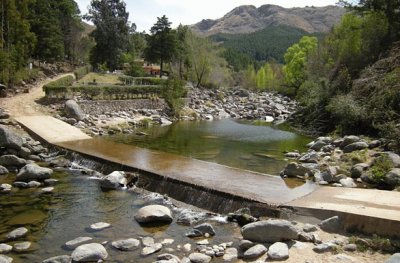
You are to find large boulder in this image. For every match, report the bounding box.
[298,151,320,163]
[318,216,342,233]
[0,155,27,169]
[343,142,369,153]
[71,243,108,262]
[16,163,53,182]
[384,152,400,168]
[99,171,137,190]
[0,125,23,150]
[280,162,313,178]
[385,168,400,187]
[134,205,173,224]
[241,219,299,243]
[340,136,360,149]
[64,100,84,121]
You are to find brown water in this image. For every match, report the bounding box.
[106,119,311,175]
[0,169,241,263]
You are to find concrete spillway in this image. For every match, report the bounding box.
[16,116,400,238]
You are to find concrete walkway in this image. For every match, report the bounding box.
[16,115,400,237]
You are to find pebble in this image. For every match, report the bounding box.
[183,243,191,252]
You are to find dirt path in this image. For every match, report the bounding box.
[0,73,73,118]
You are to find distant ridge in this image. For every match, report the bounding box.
[191,4,345,36]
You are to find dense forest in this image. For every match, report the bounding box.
[210,26,322,71]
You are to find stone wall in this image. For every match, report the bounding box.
[78,99,168,115]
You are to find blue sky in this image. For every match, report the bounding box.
[76,0,338,32]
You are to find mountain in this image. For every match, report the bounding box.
[192,4,345,36]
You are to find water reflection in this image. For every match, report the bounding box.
[106,119,311,175]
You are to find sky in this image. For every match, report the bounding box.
[76,0,338,32]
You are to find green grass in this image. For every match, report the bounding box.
[76,72,121,85]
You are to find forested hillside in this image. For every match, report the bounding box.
[211,26,322,70]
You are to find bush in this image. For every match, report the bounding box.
[118,76,166,86]
[369,155,393,183]
[43,75,74,89]
[162,78,187,115]
[74,65,91,80]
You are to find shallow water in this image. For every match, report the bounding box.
[0,169,241,263]
[106,119,311,175]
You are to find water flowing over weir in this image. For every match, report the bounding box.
[64,138,316,217]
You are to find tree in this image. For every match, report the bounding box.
[283,36,318,89]
[145,15,176,77]
[85,0,130,70]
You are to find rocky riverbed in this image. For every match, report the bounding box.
[280,135,400,191]
[0,111,399,262]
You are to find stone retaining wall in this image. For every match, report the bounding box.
[78,99,168,115]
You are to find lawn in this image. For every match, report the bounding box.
[76,72,121,85]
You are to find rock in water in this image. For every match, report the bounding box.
[71,243,108,262]
[65,100,84,121]
[188,253,211,263]
[267,242,289,260]
[65,237,93,249]
[99,171,130,190]
[42,255,72,263]
[111,238,140,251]
[0,165,9,175]
[243,244,267,259]
[193,223,216,236]
[0,255,13,263]
[241,219,299,243]
[223,248,238,261]
[13,241,31,252]
[90,222,111,231]
[134,205,173,224]
[6,227,28,240]
[141,243,162,256]
[0,125,23,150]
[0,244,12,253]
[16,164,53,182]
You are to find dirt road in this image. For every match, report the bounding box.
[0,73,73,118]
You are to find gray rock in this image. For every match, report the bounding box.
[223,248,238,261]
[243,244,267,259]
[241,219,299,243]
[285,152,300,158]
[339,177,357,188]
[329,254,358,262]
[298,151,320,163]
[280,162,312,178]
[369,140,381,149]
[185,229,203,238]
[0,165,8,175]
[6,227,28,240]
[134,205,173,224]
[156,253,180,263]
[385,253,400,263]
[0,255,13,263]
[71,243,108,262]
[42,255,72,263]
[27,181,41,188]
[343,142,369,153]
[340,136,360,149]
[0,125,23,150]
[0,244,12,253]
[0,184,12,192]
[111,238,140,251]
[99,171,135,190]
[65,237,93,249]
[49,156,71,168]
[180,257,190,263]
[142,237,155,247]
[350,163,369,178]
[18,147,31,158]
[385,168,400,187]
[12,182,28,188]
[65,100,84,121]
[267,242,289,260]
[16,164,53,182]
[318,216,342,233]
[89,222,110,231]
[238,240,254,251]
[385,152,400,168]
[0,155,27,169]
[310,140,327,151]
[313,242,336,253]
[193,223,215,236]
[141,243,162,256]
[343,244,357,252]
[303,224,318,233]
[13,241,31,252]
[188,253,212,263]
[44,179,59,186]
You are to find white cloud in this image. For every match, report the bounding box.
[76,0,338,32]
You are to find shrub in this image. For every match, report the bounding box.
[43,75,74,89]
[162,78,187,116]
[74,65,91,80]
[369,155,393,183]
[118,76,165,86]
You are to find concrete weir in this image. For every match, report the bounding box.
[16,116,400,238]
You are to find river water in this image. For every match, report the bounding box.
[106,119,311,175]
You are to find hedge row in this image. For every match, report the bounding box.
[118,76,166,86]
[74,65,91,80]
[43,75,74,89]
[43,85,164,100]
